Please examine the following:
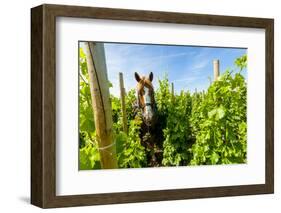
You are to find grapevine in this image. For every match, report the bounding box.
[79,47,247,169]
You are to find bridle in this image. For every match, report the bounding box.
[136,85,155,126]
[137,86,154,108]
[138,101,153,109]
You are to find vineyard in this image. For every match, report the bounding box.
[79,46,247,170]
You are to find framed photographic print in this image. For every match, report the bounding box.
[31,4,274,208]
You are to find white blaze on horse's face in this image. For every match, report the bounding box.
[143,86,153,122]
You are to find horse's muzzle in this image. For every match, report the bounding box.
[144,112,153,126]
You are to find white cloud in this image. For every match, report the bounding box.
[192,60,210,70]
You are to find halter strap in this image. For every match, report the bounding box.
[138,96,153,109]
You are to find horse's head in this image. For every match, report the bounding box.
[135,72,156,126]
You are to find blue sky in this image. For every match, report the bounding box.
[103,42,247,97]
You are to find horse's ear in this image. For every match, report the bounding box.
[149,72,153,82]
[135,72,141,82]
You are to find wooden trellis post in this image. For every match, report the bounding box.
[84,42,118,169]
[213,59,220,81]
[171,82,175,103]
[119,72,128,134]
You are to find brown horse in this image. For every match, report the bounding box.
[134,72,156,127]
[135,72,163,166]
